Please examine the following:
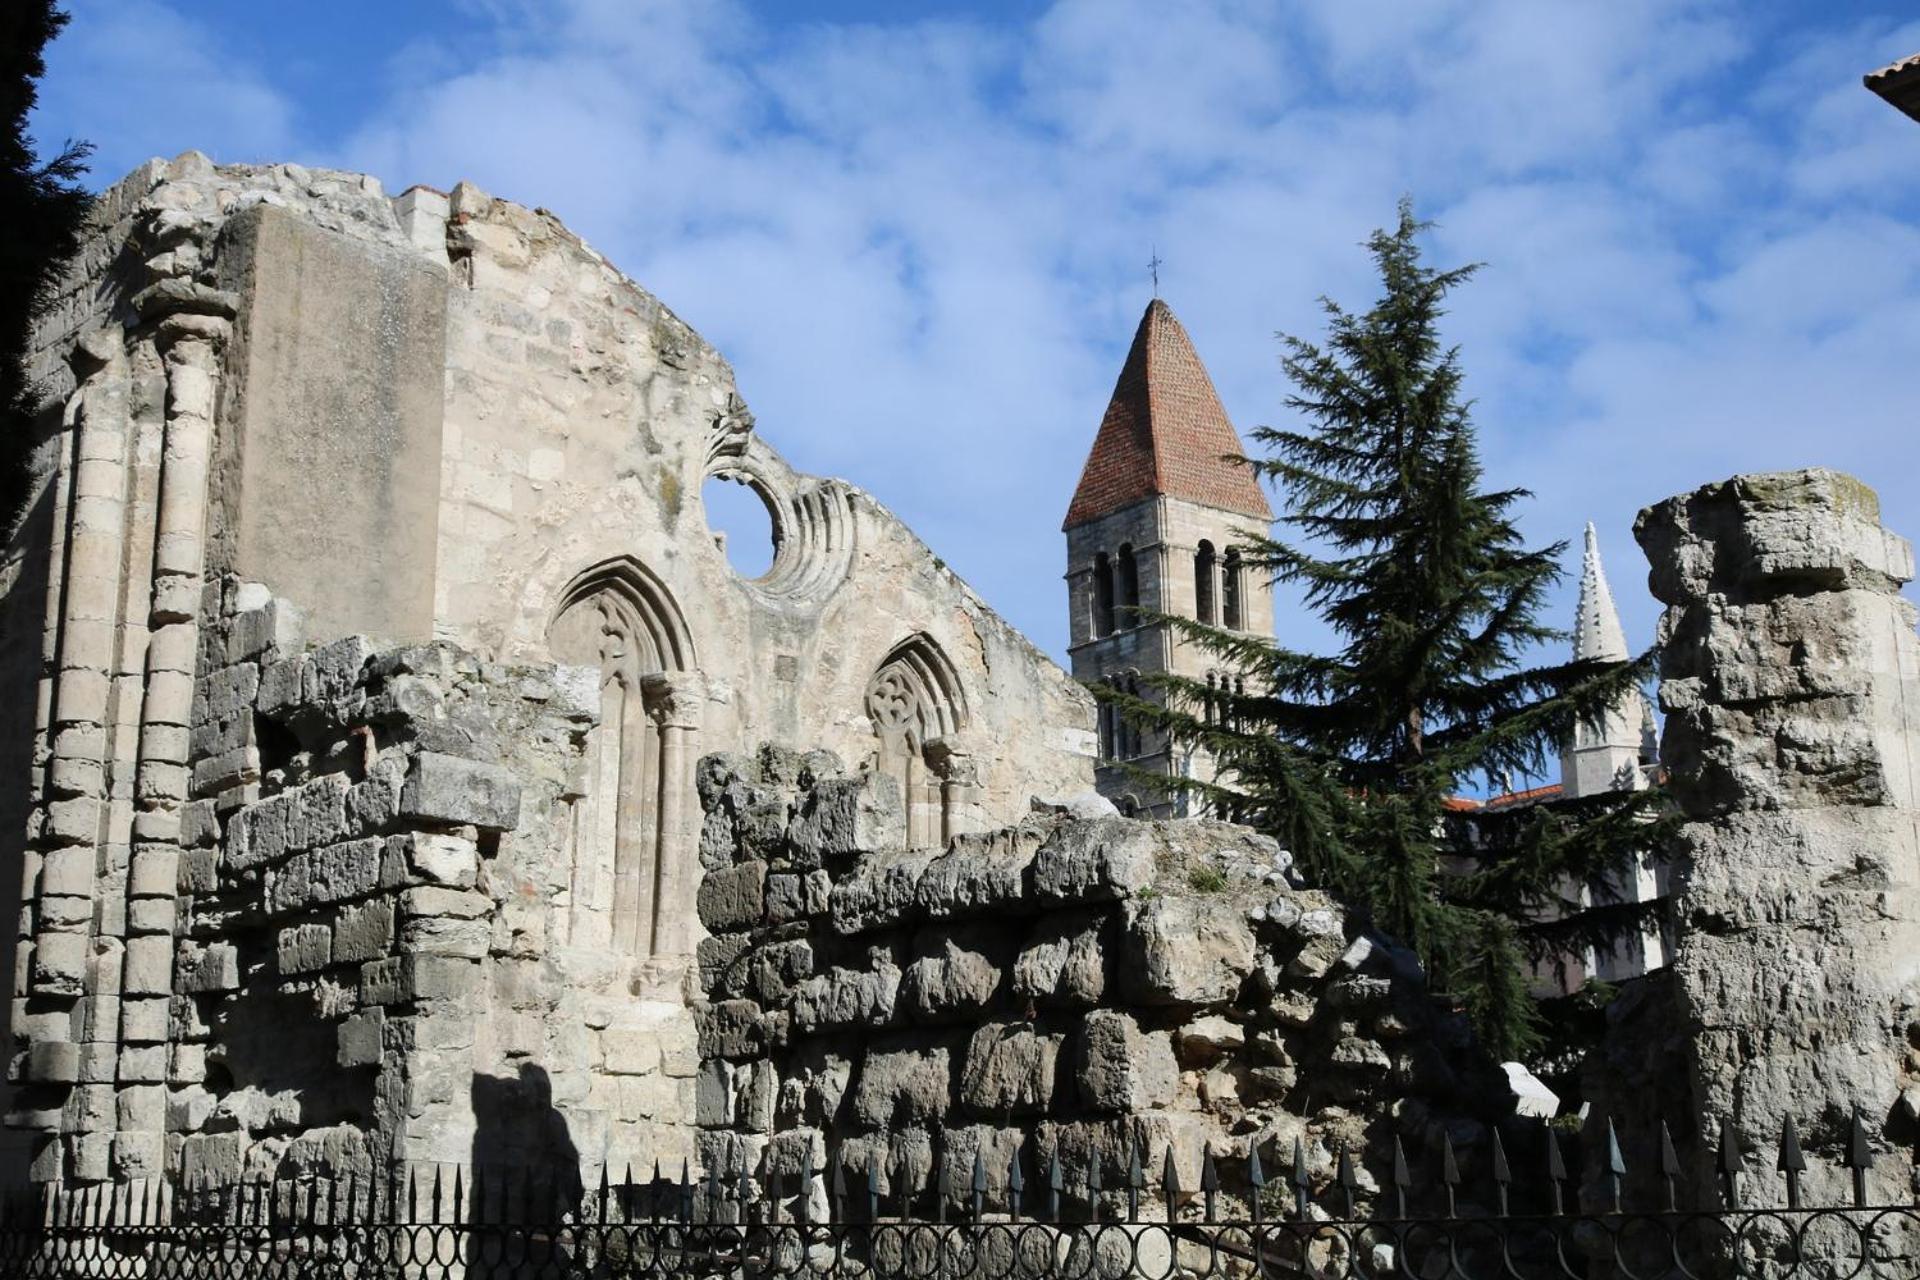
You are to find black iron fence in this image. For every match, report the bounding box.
[1,1116,1915,1277]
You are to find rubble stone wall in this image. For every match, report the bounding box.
[1599,469,1920,1207]
[690,746,1514,1219]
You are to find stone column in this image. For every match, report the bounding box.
[114,316,228,1180]
[643,671,704,957]
[1634,469,1920,1206]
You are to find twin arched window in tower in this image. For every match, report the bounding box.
[1091,540,1246,638]
[1089,546,1141,639]
[1192,541,1245,630]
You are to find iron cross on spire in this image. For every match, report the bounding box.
[1148,247,1163,298]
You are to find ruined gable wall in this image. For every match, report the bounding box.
[389,181,1094,833]
[0,153,1094,1185]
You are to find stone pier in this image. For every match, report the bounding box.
[1632,468,1920,1206]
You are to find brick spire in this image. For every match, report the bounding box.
[1063,299,1272,530]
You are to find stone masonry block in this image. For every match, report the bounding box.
[399,832,477,886]
[400,752,522,831]
[277,923,333,974]
[1031,818,1160,903]
[333,898,395,964]
[1120,895,1257,1007]
[960,1022,1062,1117]
[1075,1010,1177,1113]
[850,1041,951,1129]
[697,860,767,932]
[176,943,239,994]
[121,935,174,996]
[337,1008,385,1067]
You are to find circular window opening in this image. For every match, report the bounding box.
[702,473,779,579]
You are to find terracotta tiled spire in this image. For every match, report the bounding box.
[1063,299,1272,530]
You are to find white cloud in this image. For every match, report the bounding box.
[34,0,296,180]
[30,0,1920,668]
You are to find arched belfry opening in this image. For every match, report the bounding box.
[548,558,703,958]
[865,634,976,847]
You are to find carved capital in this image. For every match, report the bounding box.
[642,671,706,729]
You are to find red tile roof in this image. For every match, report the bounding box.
[1446,783,1566,813]
[1063,299,1274,530]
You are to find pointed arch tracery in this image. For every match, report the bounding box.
[866,634,974,848]
[549,557,702,959]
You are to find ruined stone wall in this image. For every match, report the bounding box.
[0,152,1094,1185]
[1595,469,1920,1207]
[690,746,1514,1220]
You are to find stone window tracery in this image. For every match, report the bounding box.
[549,559,701,958]
[866,634,973,848]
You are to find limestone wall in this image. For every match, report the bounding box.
[690,746,1513,1219]
[1599,469,1920,1207]
[0,153,1096,1184]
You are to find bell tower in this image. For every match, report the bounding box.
[1063,299,1273,815]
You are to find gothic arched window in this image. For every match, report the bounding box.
[1222,546,1243,631]
[1195,540,1216,624]
[1092,553,1115,638]
[1117,543,1140,625]
[549,558,699,958]
[867,634,971,848]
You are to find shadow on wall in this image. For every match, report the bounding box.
[469,1064,583,1219]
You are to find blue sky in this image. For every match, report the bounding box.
[30,0,1920,675]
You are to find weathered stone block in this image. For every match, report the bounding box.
[918,824,1044,918]
[829,847,938,935]
[764,869,831,924]
[337,1009,385,1067]
[697,860,767,932]
[1075,1010,1177,1112]
[1031,818,1160,902]
[747,939,815,1005]
[400,752,522,831]
[849,1042,951,1129]
[960,1023,1061,1116]
[1012,911,1107,1006]
[399,913,490,958]
[698,999,782,1060]
[789,774,905,864]
[333,898,395,963]
[399,886,491,918]
[289,773,351,851]
[277,923,333,974]
[900,930,1004,1022]
[1120,896,1256,1007]
[176,943,239,993]
[27,1041,79,1084]
[398,831,478,887]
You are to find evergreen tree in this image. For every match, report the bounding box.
[1112,199,1668,1059]
[1,1,90,527]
